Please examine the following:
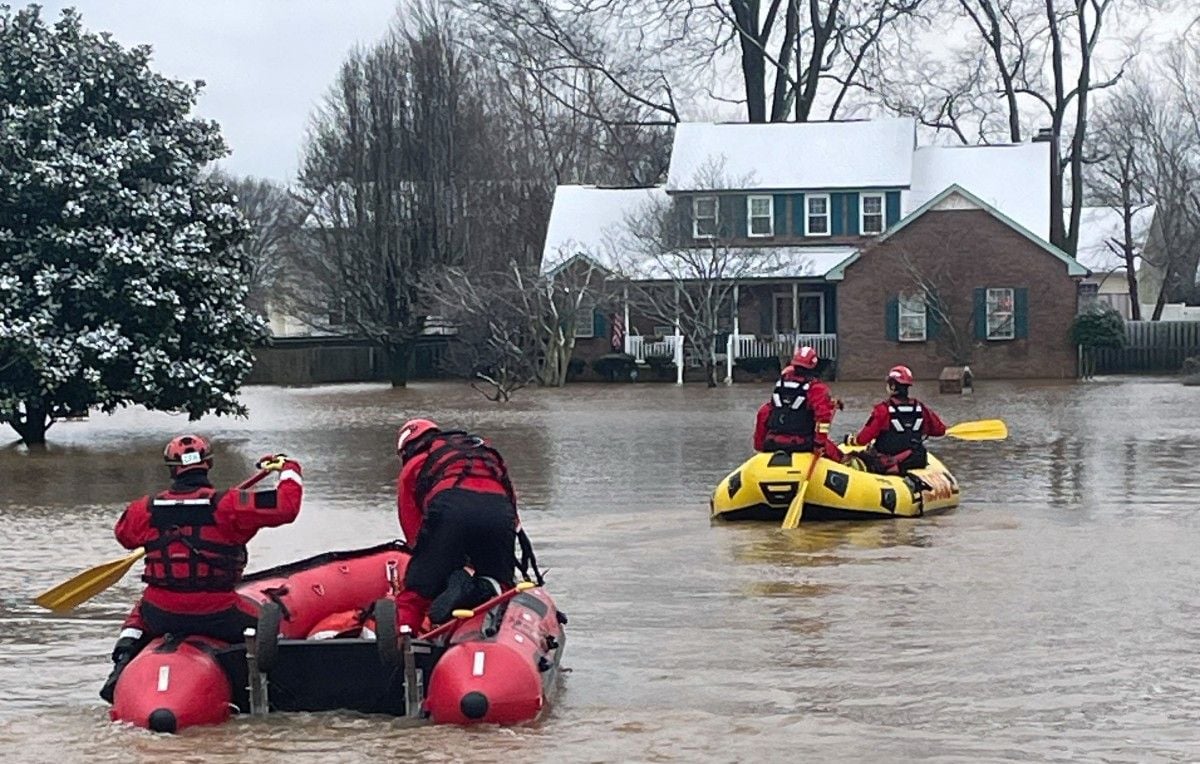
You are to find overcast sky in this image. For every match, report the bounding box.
[38,1,398,181]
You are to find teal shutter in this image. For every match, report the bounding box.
[926,301,940,339]
[593,310,606,338]
[886,191,902,226]
[791,193,805,234]
[846,193,860,236]
[1014,287,1029,339]
[773,194,788,236]
[974,288,988,340]
[831,194,845,236]
[885,296,899,341]
[729,195,747,238]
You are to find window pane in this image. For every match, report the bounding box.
[863,196,882,214]
[750,197,771,215]
[798,295,822,333]
[807,216,828,234]
[696,218,717,236]
[808,197,827,214]
[986,288,1014,339]
[750,216,771,235]
[696,197,716,216]
[574,308,594,338]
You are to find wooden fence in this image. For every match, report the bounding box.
[1093,321,1200,374]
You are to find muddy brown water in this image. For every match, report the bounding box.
[1,379,1198,763]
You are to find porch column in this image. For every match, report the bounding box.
[674,283,683,385]
[791,281,799,348]
[726,283,740,385]
[622,286,631,355]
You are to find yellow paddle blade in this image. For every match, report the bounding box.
[33,547,146,613]
[945,419,1009,441]
[781,453,821,530]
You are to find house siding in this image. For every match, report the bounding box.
[836,208,1079,380]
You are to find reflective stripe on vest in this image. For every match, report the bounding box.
[142,489,248,593]
[771,379,810,410]
[888,402,924,434]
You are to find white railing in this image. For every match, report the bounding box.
[733,333,837,360]
[625,334,683,364]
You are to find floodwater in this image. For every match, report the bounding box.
[1,378,1199,763]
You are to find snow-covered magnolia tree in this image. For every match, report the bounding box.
[0,7,261,445]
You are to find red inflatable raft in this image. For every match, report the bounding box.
[107,542,566,732]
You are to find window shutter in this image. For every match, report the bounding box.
[886,191,901,226]
[593,309,606,339]
[885,296,899,341]
[791,193,805,234]
[973,288,988,340]
[773,194,788,235]
[1014,287,1029,339]
[926,302,940,340]
[831,194,845,236]
[846,193,860,236]
[729,195,747,238]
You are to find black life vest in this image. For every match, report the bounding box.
[413,431,517,510]
[873,397,927,456]
[141,488,248,593]
[766,374,816,437]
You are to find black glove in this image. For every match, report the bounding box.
[842,434,856,446]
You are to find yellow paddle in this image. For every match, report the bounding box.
[944,419,1008,441]
[780,451,822,530]
[33,466,276,613]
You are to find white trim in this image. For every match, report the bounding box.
[860,192,885,235]
[804,193,831,237]
[472,651,486,677]
[985,287,1016,341]
[692,195,718,239]
[279,469,303,485]
[746,195,774,238]
[573,306,595,339]
[898,292,927,342]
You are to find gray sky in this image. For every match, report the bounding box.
[38,1,398,181]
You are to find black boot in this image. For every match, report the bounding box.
[99,636,143,704]
[428,572,502,625]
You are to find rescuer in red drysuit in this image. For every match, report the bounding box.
[392,419,540,634]
[753,345,843,462]
[846,365,947,474]
[99,435,303,703]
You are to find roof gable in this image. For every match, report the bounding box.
[877,184,1088,277]
[666,118,916,192]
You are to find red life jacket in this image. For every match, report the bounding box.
[413,431,517,510]
[141,488,248,593]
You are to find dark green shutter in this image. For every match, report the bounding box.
[1014,287,1029,339]
[729,194,747,238]
[791,193,805,234]
[885,296,899,341]
[973,288,988,340]
[886,191,902,226]
[926,301,940,339]
[846,193,860,236]
[831,194,845,236]
[593,310,606,339]
[773,194,788,236]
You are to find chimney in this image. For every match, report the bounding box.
[1032,127,1054,143]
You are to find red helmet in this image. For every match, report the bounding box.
[888,365,915,386]
[791,345,819,369]
[163,434,212,472]
[396,418,439,457]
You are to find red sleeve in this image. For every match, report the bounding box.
[753,402,770,451]
[114,497,153,549]
[217,459,304,538]
[921,402,947,437]
[397,453,427,545]
[807,382,835,441]
[855,403,891,446]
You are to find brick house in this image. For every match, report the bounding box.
[542,118,1087,380]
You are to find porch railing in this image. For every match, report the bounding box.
[625,334,683,364]
[733,333,837,360]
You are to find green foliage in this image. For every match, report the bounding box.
[1070,305,1127,350]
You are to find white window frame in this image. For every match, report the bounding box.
[773,291,826,334]
[986,287,1015,341]
[898,292,927,342]
[693,195,718,239]
[746,195,774,238]
[805,193,831,237]
[860,192,885,235]
[574,307,595,339]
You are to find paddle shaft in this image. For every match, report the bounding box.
[780,451,822,530]
[419,582,535,641]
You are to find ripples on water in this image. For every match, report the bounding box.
[1,378,1198,762]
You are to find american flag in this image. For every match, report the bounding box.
[610,313,625,352]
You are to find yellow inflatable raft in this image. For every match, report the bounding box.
[710,449,960,522]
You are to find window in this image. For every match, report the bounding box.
[861,193,885,235]
[693,196,718,238]
[805,194,830,236]
[986,287,1015,340]
[747,195,773,237]
[898,292,927,342]
[773,292,825,334]
[574,307,595,338]
[773,293,795,334]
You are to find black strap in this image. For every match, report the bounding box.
[516,528,544,586]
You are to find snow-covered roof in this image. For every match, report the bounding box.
[1074,205,1156,272]
[541,185,668,273]
[540,185,857,280]
[666,118,916,192]
[909,143,1051,241]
